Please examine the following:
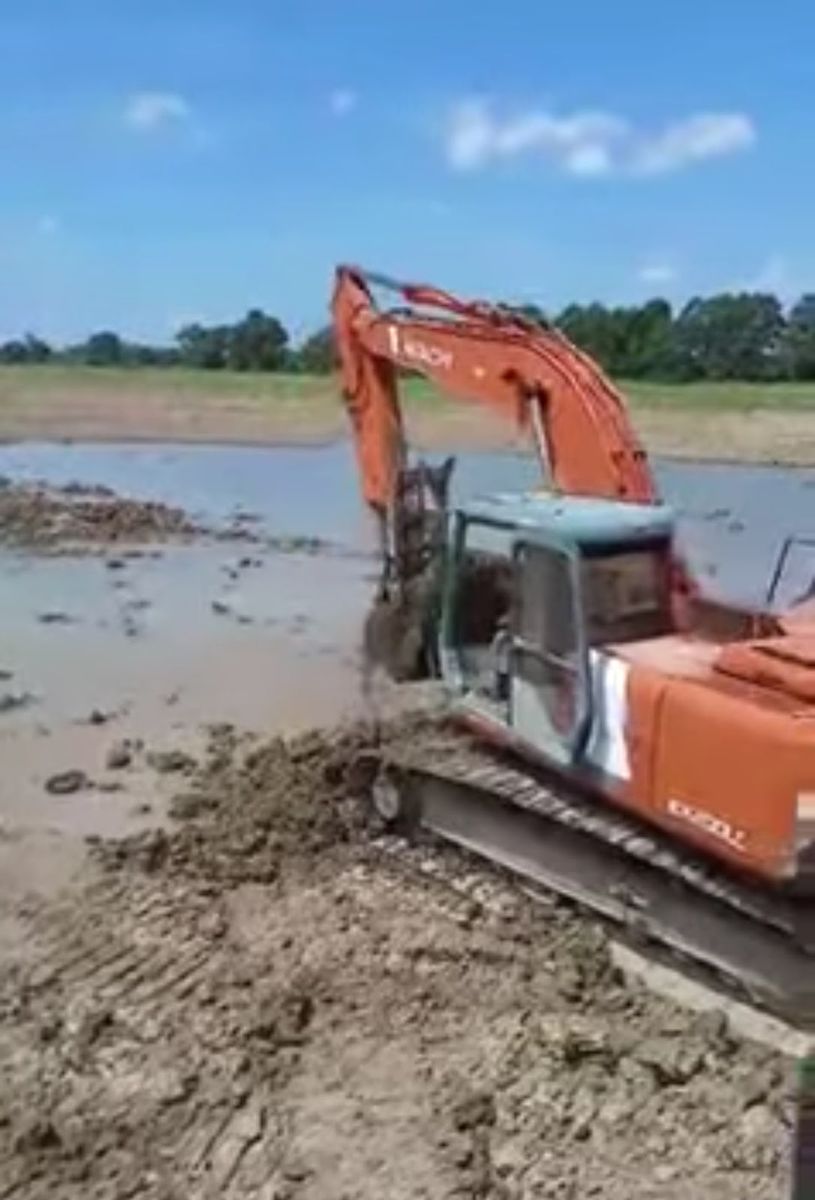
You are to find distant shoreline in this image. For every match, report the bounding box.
[1,367,815,466]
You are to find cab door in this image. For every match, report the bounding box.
[509,541,592,767]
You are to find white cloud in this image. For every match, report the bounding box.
[37,215,60,236]
[638,262,677,285]
[445,102,493,170]
[631,113,755,175]
[566,143,614,177]
[124,91,191,132]
[329,88,357,117]
[444,100,755,178]
[446,102,625,174]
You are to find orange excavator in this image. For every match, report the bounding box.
[332,264,815,1025]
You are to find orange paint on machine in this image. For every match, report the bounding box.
[333,263,815,1022]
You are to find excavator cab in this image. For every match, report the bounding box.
[439,492,676,770]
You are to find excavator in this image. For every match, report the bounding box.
[332,263,815,1027]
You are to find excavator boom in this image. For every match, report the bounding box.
[332,264,657,513]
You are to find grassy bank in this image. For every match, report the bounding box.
[408,375,815,412]
[3,365,815,463]
[623,379,815,411]
[3,364,815,412]
[0,365,338,405]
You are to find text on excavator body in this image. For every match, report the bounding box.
[388,326,453,371]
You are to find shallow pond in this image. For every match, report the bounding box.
[2,440,815,606]
[3,438,815,906]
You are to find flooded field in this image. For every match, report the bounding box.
[2,439,813,906]
[0,439,805,1200]
[3,439,815,601]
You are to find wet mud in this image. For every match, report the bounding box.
[0,445,807,1199]
[0,479,201,550]
[0,719,793,1200]
[0,478,329,555]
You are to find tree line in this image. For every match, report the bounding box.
[552,293,815,382]
[0,311,336,374]
[516,293,815,382]
[4,292,815,381]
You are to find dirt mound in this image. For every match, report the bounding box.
[0,479,334,555]
[0,716,794,1199]
[0,479,201,549]
[91,719,392,882]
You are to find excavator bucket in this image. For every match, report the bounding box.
[390,457,454,587]
[363,458,454,682]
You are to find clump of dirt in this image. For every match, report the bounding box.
[363,586,430,681]
[0,479,201,550]
[44,768,89,795]
[145,747,197,775]
[93,717,403,883]
[0,714,795,1199]
[0,478,333,555]
[0,689,35,714]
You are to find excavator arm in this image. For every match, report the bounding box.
[332,264,658,513]
[333,264,720,677]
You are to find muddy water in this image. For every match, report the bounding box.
[2,545,371,728]
[0,543,381,914]
[2,440,815,915]
[659,458,815,607]
[3,440,815,603]
[0,440,543,551]
[0,443,803,1198]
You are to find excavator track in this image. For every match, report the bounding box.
[367,728,815,1032]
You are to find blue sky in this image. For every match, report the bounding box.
[1,0,813,344]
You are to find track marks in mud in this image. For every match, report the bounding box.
[0,722,796,1199]
[0,859,466,1200]
[0,874,305,1200]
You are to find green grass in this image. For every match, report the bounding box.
[407,375,815,412]
[0,364,335,402]
[2,364,815,413]
[621,378,815,411]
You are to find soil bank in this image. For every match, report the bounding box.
[2,370,815,464]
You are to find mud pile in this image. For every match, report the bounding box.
[0,478,332,554]
[0,717,793,1199]
[0,478,201,549]
[93,719,386,882]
